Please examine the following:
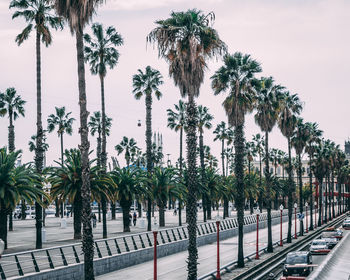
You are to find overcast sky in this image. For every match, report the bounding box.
[0,0,349,167]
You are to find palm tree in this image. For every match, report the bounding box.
[304,122,322,230]
[48,149,110,239]
[115,137,138,167]
[167,100,187,225]
[278,91,302,242]
[0,88,26,231]
[167,100,187,173]
[88,111,112,231]
[152,167,175,226]
[213,121,233,218]
[148,9,226,279]
[10,0,62,249]
[88,111,112,167]
[53,1,104,277]
[110,167,146,232]
[0,88,26,153]
[84,23,123,173]
[47,106,75,218]
[132,66,163,231]
[254,76,284,253]
[252,133,265,213]
[211,52,262,267]
[291,118,309,235]
[0,148,44,249]
[197,105,213,222]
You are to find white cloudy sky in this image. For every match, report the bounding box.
[0,0,349,167]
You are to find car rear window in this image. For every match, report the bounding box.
[286,254,308,264]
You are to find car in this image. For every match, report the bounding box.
[282,251,313,277]
[343,220,350,230]
[323,229,343,240]
[310,239,330,254]
[323,237,338,249]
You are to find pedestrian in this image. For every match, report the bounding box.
[133,212,137,226]
[174,208,177,216]
[92,213,97,228]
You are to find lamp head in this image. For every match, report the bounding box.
[305,202,308,207]
[294,203,297,208]
[279,204,284,211]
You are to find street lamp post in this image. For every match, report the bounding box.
[255,207,260,260]
[294,203,297,239]
[305,202,308,233]
[153,221,159,280]
[215,217,221,280]
[279,204,284,246]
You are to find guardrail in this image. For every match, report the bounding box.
[0,209,290,280]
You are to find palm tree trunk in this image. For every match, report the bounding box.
[298,153,304,235]
[331,173,335,218]
[34,29,44,250]
[159,205,165,227]
[8,115,15,231]
[318,179,323,226]
[111,201,116,220]
[178,199,182,226]
[21,200,26,220]
[328,176,331,220]
[287,137,293,243]
[309,153,313,230]
[60,133,64,219]
[234,124,245,268]
[74,190,82,239]
[0,204,8,249]
[264,131,273,252]
[100,76,107,172]
[186,95,198,280]
[121,201,131,232]
[75,29,94,280]
[102,198,107,238]
[98,202,101,222]
[221,140,229,218]
[199,132,207,222]
[145,93,153,232]
[258,153,263,213]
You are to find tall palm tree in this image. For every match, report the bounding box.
[278,91,302,242]
[148,9,226,279]
[132,66,163,231]
[291,118,309,235]
[211,52,262,267]
[47,106,75,217]
[252,133,265,213]
[115,137,138,167]
[0,148,44,249]
[213,121,232,218]
[254,76,284,253]
[84,23,123,172]
[88,111,112,168]
[167,100,187,225]
[304,122,322,230]
[167,100,187,174]
[197,105,213,222]
[0,88,26,231]
[53,1,105,278]
[10,0,62,249]
[0,88,26,153]
[88,111,112,234]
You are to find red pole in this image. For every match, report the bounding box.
[153,231,158,280]
[255,214,259,260]
[294,207,297,239]
[315,203,317,229]
[216,221,221,280]
[306,206,308,233]
[280,210,283,246]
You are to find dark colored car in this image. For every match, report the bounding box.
[343,220,350,230]
[283,251,313,277]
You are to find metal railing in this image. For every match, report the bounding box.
[0,210,289,279]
